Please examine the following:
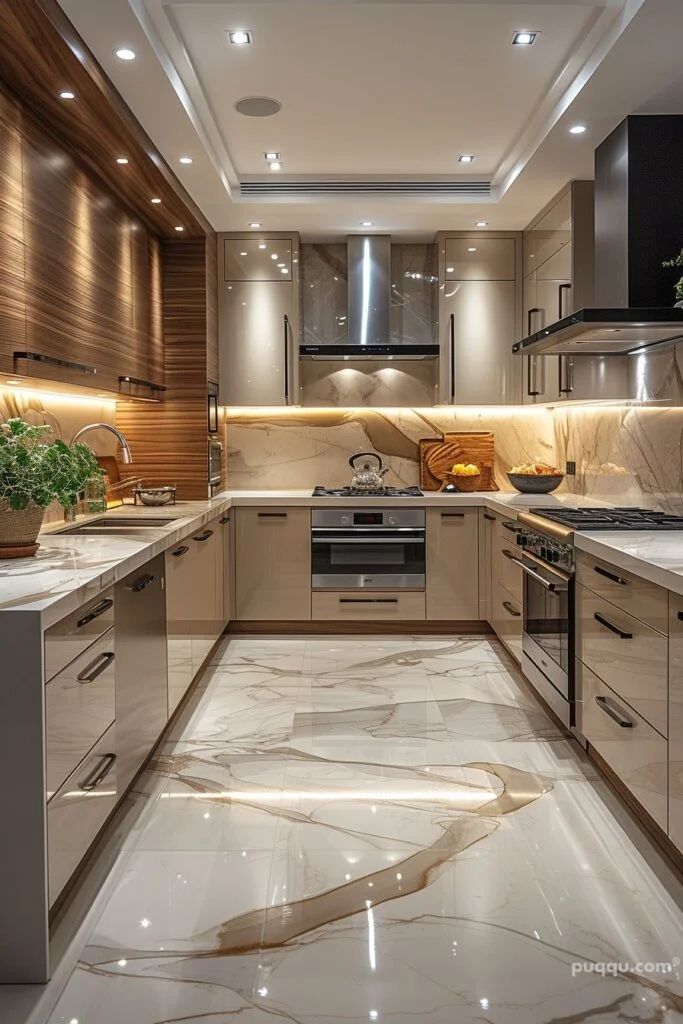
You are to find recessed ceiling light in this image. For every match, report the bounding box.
[467,247,477,252]
[151,197,162,204]
[475,220,488,227]
[458,154,475,163]
[249,222,262,228]
[268,160,282,171]
[227,30,253,46]
[277,262,285,268]
[569,124,588,135]
[446,267,454,273]
[59,90,75,100]
[280,267,288,274]
[258,243,267,249]
[114,47,136,61]
[179,156,193,164]
[512,31,537,45]
[174,226,184,232]
[116,157,129,164]
[361,220,373,227]
[264,151,280,161]
[240,251,248,256]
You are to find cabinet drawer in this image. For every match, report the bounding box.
[46,629,116,798]
[445,237,515,280]
[576,661,667,831]
[492,579,522,662]
[496,524,522,602]
[44,588,114,682]
[576,585,667,736]
[47,723,119,906]
[312,591,425,621]
[576,553,667,633]
[668,595,683,852]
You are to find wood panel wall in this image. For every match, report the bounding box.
[116,236,219,499]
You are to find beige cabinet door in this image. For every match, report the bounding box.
[189,524,223,674]
[224,238,293,281]
[219,280,294,406]
[165,541,195,716]
[218,511,233,626]
[669,595,683,852]
[444,279,516,404]
[481,510,496,624]
[445,238,515,280]
[426,509,479,620]
[236,508,312,620]
[522,189,571,277]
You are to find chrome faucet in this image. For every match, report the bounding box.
[71,423,133,464]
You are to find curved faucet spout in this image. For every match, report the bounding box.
[71,423,133,464]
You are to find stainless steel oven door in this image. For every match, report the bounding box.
[312,529,425,589]
[512,550,572,698]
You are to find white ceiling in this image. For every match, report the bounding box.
[59,0,683,239]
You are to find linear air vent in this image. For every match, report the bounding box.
[240,179,491,198]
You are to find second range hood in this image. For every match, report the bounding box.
[300,234,439,360]
[514,116,683,358]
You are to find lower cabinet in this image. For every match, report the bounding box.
[487,512,523,662]
[312,591,425,621]
[669,595,683,852]
[425,509,479,620]
[491,578,522,661]
[236,508,311,620]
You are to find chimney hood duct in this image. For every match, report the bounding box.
[513,116,683,358]
[300,234,439,360]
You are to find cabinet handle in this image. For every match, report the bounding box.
[171,545,190,557]
[77,651,115,684]
[339,598,399,604]
[502,600,520,618]
[219,515,231,524]
[76,598,113,629]
[527,307,541,337]
[128,573,157,593]
[79,752,117,792]
[14,350,97,376]
[526,355,541,397]
[558,283,571,318]
[595,695,634,729]
[441,512,465,518]
[283,314,290,406]
[483,513,495,521]
[502,521,519,534]
[593,565,628,586]
[258,512,287,518]
[558,354,574,395]
[193,530,214,542]
[449,313,456,403]
[502,548,515,560]
[593,611,632,640]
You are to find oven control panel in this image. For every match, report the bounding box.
[521,530,574,572]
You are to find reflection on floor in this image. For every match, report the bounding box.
[44,637,683,1022]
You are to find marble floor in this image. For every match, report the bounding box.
[34,637,683,1022]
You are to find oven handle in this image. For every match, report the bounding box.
[312,535,425,544]
[508,555,567,592]
[515,547,572,581]
[311,527,425,533]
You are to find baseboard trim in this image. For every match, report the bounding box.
[228,620,493,636]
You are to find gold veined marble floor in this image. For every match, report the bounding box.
[41,637,683,1023]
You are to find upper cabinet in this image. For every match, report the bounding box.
[438,232,521,405]
[219,232,301,406]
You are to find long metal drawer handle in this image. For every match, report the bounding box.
[128,573,157,593]
[483,513,496,521]
[79,752,117,792]
[593,565,628,586]
[441,512,465,518]
[193,530,214,542]
[593,612,633,640]
[339,598,399,604]
[219,515,231,524]
[77,651,115,684]
[595,695,634,728]
[509,556,563,592]
[313,536,425,544]
[502,600,521,617]
[502,521,519,534]
[171,545,190,557]
[76,599,113,629]
[502,548,515,560]
[258,512,288,518]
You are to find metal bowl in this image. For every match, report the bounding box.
[134,486,177,506]
[507,473,563,494]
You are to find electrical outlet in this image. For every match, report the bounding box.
[566,460,576,476]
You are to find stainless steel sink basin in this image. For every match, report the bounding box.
[59,517,175,536]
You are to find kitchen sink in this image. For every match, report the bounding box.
[59,517,175,535]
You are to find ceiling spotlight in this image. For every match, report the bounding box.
[361,220,373,227]
[240,251,248,256]
[249,222,262,228]
[269,160,282,171]
[228,30,253,46]
[258,243,267,249]
[116,157,129,164]
[569,124,588,135]
[59,90,75,100]
[446,267,454,273]
[271,253,279,260]
[179,156,193,164]
[114,47,136,61]
[280,267,288,274]
[174,226,184,232]
[151,197,162,204]
[475,220,488,227]
[512,31,537,45]
[264,151,280,161]
[458,154,475,163]
[467,247,477,252]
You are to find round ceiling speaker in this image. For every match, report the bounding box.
[234,96,282,117]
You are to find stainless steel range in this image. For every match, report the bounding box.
[311,507,426,590]
[515,505,683,737]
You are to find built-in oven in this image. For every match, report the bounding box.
[311,508,425,590]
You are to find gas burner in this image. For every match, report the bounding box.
[312,486,424,498]
[529,506,683,531]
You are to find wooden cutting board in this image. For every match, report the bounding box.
[419,432,498,491]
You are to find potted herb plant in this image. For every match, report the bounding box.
[662,248,683,307]
[0,418,101,557]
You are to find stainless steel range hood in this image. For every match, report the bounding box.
[300,234,439,360]
[513,116,683,358]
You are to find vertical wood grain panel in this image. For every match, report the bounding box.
[0,89,25,371]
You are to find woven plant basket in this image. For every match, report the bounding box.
[0,500,46,547]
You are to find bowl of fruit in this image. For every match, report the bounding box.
[445,463,481,492]
[507,462,564,493]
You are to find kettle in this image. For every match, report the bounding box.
[349,452,389,491]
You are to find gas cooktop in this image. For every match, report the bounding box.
[312,486,424,498]
[529,506,683,531]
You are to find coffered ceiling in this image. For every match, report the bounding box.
[59,0,683,238]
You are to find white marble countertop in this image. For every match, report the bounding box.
[3,488,683,622]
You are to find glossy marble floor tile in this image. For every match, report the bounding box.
[41,635,683,1024]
